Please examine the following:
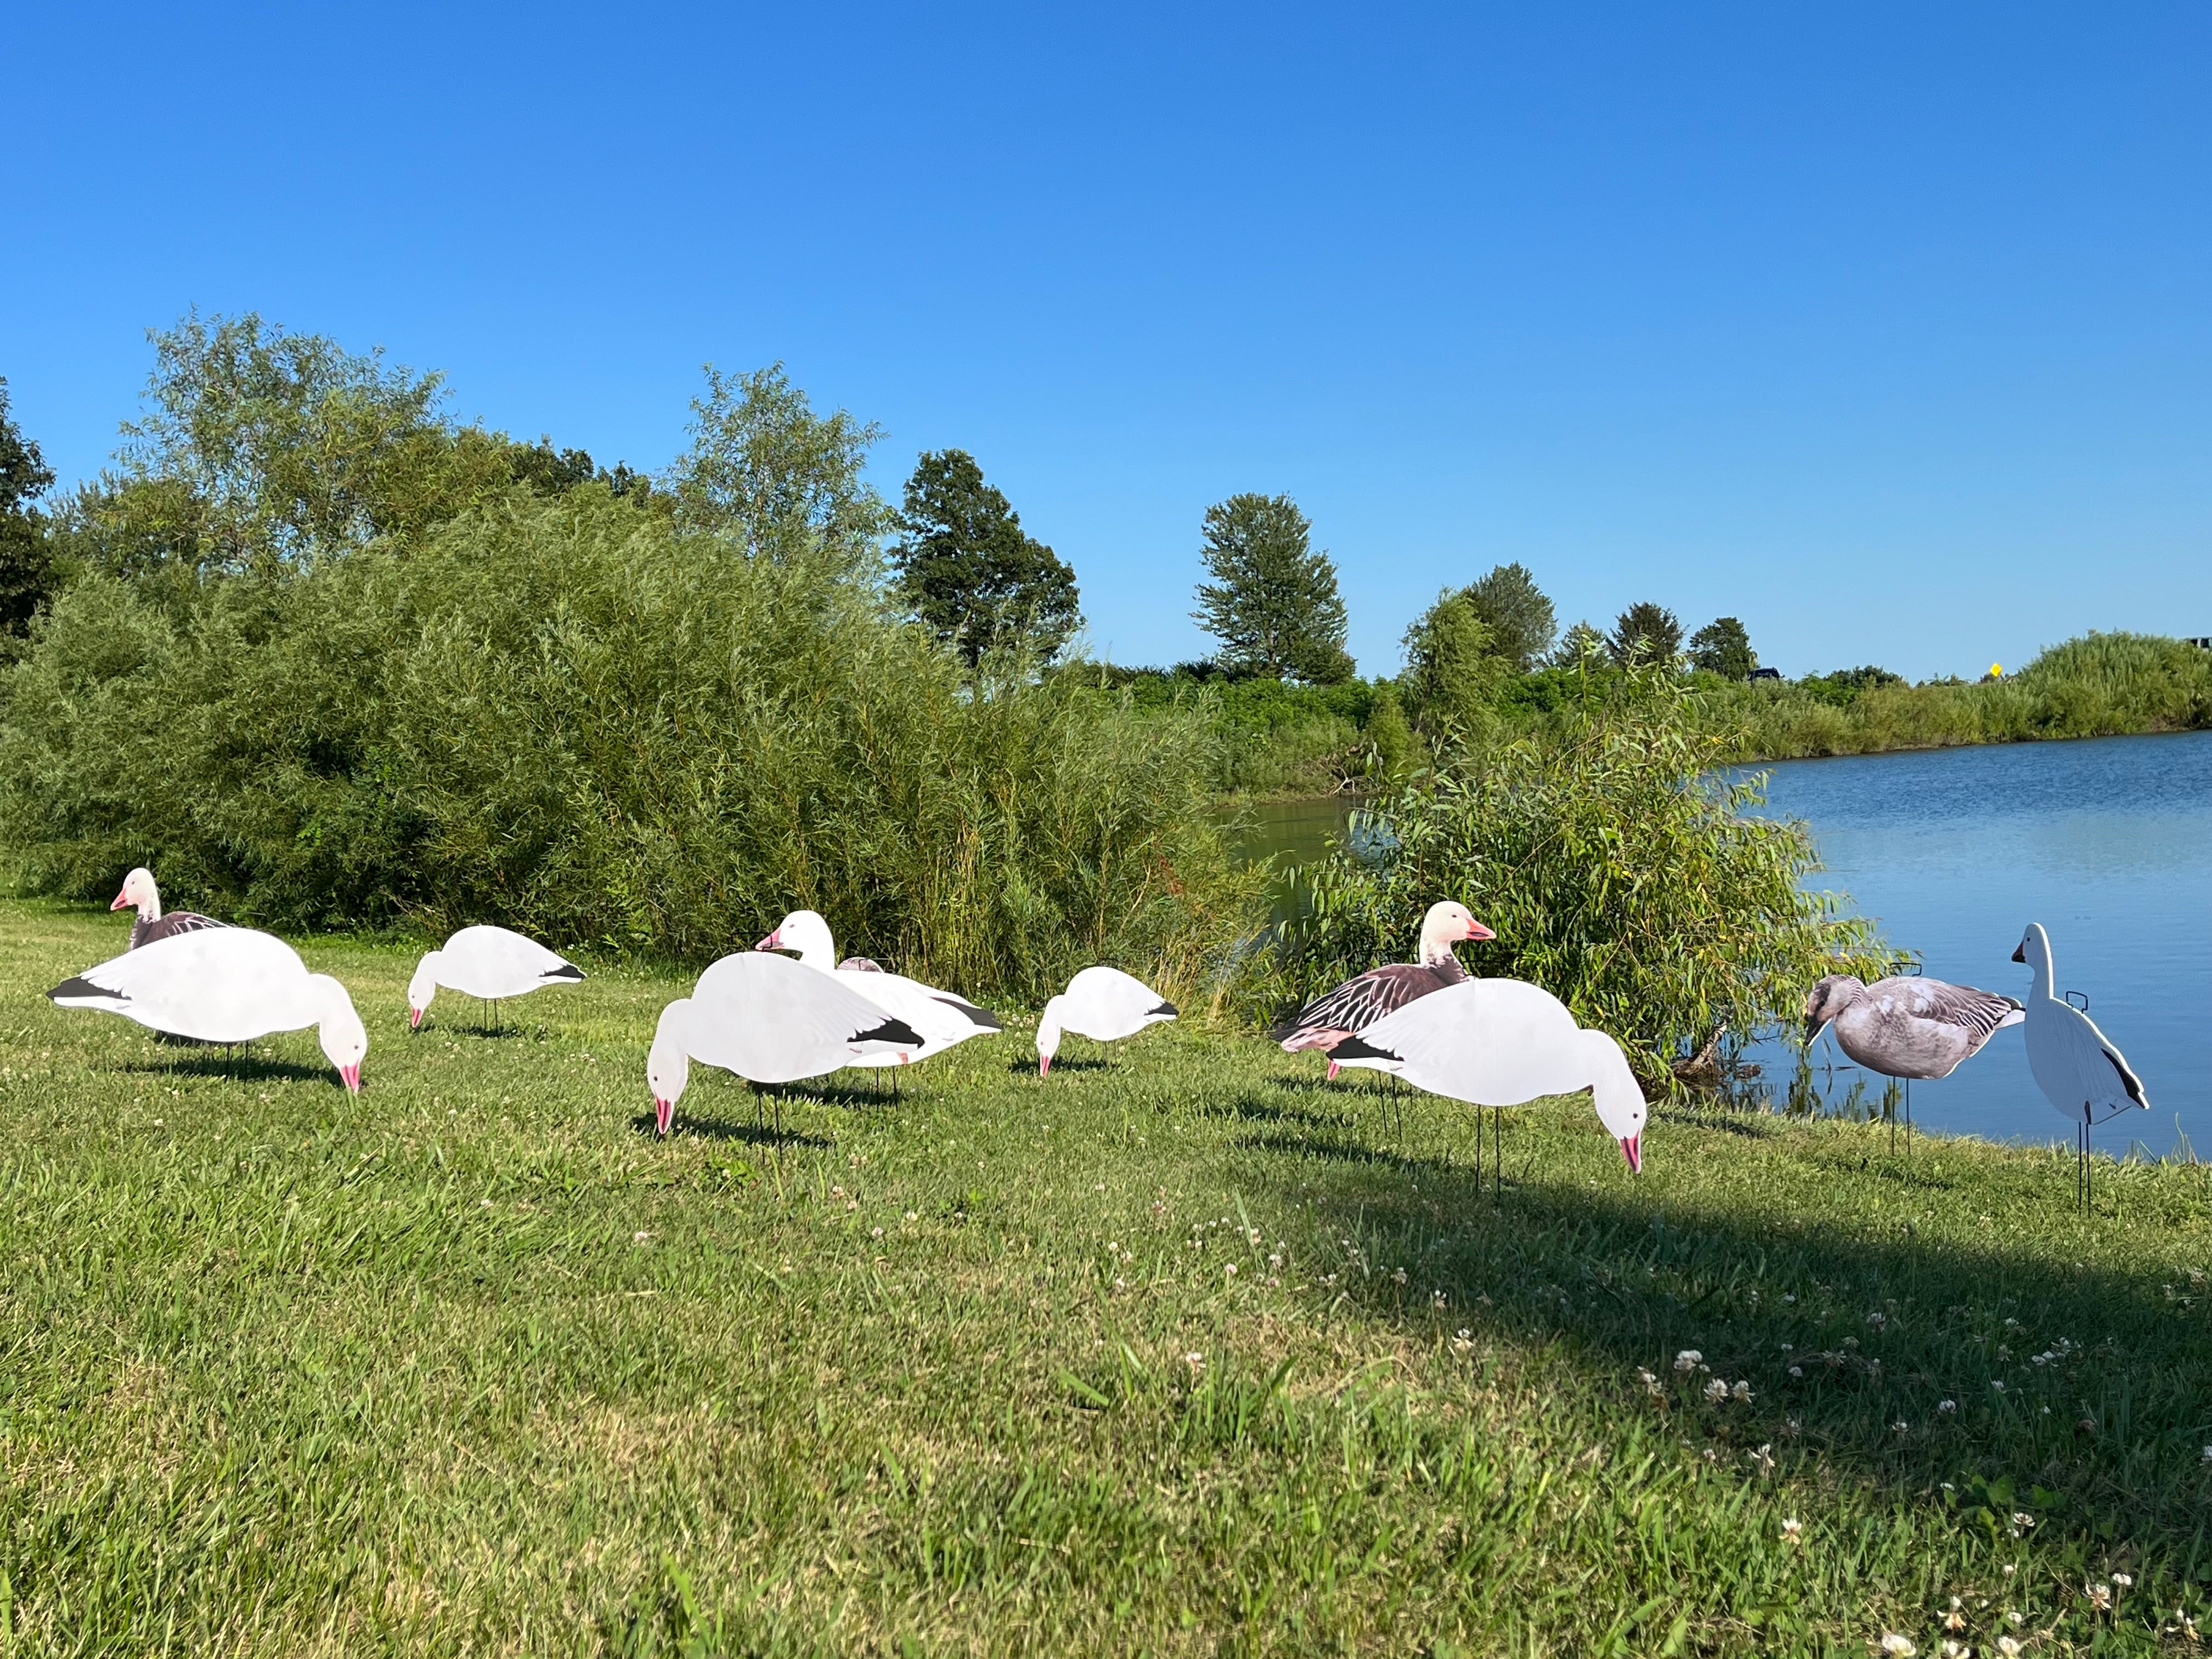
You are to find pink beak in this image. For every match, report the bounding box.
[754,928,781,951]
[1039,1055,1051,1077]
[1326,1059,1340,1080]
[110,888,131,912]
[409,1007,423,1031]
[1466,919,1496,941]
[340,1063,362,1095]
[1620,1134,1642,1174]
[655,1098,674,1137]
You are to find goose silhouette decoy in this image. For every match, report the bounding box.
[408,925,585,1031]
[2011,922,2147,1211]
[756,910,1002,1065]
[647,950,925,1136]
[1036,966,1177,1075]
[1803,969,2023,1149]
[1274,901,1495,1077]
[1329,976,1649,1183]
[111,867,226,950]
[49,928,368,1092]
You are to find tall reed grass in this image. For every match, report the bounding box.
[0,487,1262,1001]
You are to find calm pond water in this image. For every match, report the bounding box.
[1737,729,2212,1154]
[1231,731,2212,1153]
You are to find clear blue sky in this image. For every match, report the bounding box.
[5,3,2208,679]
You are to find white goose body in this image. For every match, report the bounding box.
[1328,977,1649,1171]
[2012,922,2147,1127]
[408,926,584,1027]
[1037,966,1177,1075]
[755,910,1002,1065]
[48,928,369,1091]
[646,951,927,1133]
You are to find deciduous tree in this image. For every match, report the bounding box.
[0,378,57,638]
[891,449,1081,666]
[1687,616,1756,680]
[1192,494,1353,683]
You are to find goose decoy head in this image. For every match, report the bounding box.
[647,1002,692,1136]
[1801,974,1864,1043]
[1420,901,1497,953]
[111,867,158,917]
[755,909,836,966]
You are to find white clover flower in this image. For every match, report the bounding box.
[1943,1596,1966,1632]
[2112,1572,2132,1589]
[1780,1516,1803,1544]
[2086,1583,2112,1612]
[871,1226,883,1239]
[1675,1350,1703,1373]
[1732,1380,1753,1402]
[1939,1643,1970,1659]
[1789,1365,1804,1379]
[1938,1399,1957,1414]
[1392,1268,1408,1285]
[1225,1262,1238,1278]
[1748,1443,1775,1477]
[1995,1638,2022,1658]
[632,1229,651,1243]
[1183,1352,1205,1372]
[1704,1378,1729,1403]
[1880,1633,1916,1655]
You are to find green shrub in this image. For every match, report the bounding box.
[0,488,1262,1003]
[1251,674,1883,1081]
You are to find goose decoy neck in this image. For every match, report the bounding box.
[1801,973,1865,1042]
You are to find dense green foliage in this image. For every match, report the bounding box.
[1190,493,1354,684]
[890,448,1081,665]
[1080,664,1408,794]
[1688,614,1757,680]
[4,899,2207,1654]
[0,377,58,642]
[1460,560,1557,671]
[0,492,1257,1001]
[1398,588,1506,740]
[1610,599,1684,665]
[1255,676,1886,1077]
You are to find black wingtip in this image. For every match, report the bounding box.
[542,963,586,981]
[937,998,1003,1031]
[1325,1032,1401,1064]
[47,975,113,1003]
[1152,1000,1178,1017]
[855,1016,927,1049]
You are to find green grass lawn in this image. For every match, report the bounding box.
[3,899,2210,1655]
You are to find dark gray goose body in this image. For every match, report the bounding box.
[1274,900,1495,1070]
[112,867,227,951]
[1802,972,2023,1080]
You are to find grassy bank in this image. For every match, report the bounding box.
[5,900,2211,1654]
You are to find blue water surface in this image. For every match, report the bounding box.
[1735,729,2212,1153]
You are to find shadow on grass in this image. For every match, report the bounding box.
[1018,1056,1112,1075]
[1242,1126,2212,1555]
[120,1051,332,1086]
[628,1113,835,1150]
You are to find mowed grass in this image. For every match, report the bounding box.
[4,900,2212,1656]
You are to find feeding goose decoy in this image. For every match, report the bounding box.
[2011,922,2147,1212]
[111,867,226,950]
[1329,975,1649,1187]
[647,950,926,1136]
[1036,966,1177,1075]
[757,910,1002,1066]
[1274,901,1495,1078]
[1802,969,2024,1149]
[408,925,585,1031]
[49,927,368,1092]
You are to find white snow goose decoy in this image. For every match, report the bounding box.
[1037,966,1177,1075]
[48,928,369,1092]
[111,867,226,950]
[755,910,1002,1065]
[2011,921,2147,1211]
[1326,976,1649,1182]
[408,925,585,1031]
[1275,900,1494,1077]
[648,951,927,1136]
[1803,969,2024,1148]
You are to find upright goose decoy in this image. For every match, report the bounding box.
[1803,969,2023,1148]
[111,867,226,951]
[1037,966,1177,1076]
[2012,922,2147,1211]
[408,925,585,1030]
[756,910,1002,1065]
[1275,901,1495,1077]
[1329,976,1649,1183]
[647,951,926,1136]
[48,928,368,1092]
